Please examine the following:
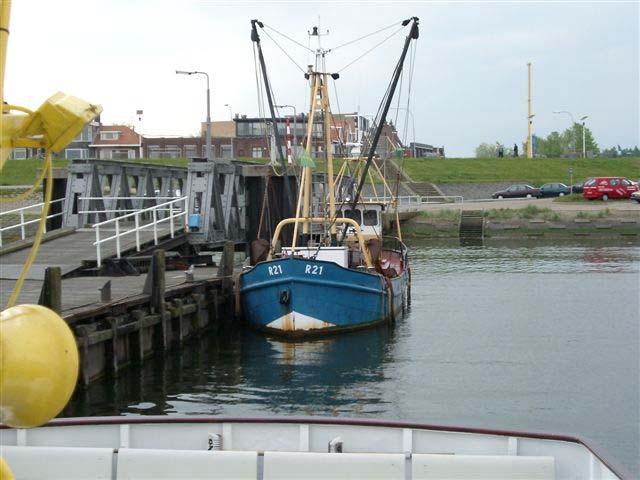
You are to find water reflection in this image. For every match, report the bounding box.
[63,240,639,476]
[65,324,398,418]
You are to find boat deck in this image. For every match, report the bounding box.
[0,417,623,479]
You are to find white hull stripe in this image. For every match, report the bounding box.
[266,311,336,331]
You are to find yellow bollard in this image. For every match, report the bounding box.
[0,304,79,428]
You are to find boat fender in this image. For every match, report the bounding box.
[328,437,343,453]
[279,289,291,305]
[384,277,395,323]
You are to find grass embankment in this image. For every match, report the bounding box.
[403,157,640,185]
[485,205,560,221]
[1,158,69,185]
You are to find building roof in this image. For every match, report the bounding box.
[90,125,141,147]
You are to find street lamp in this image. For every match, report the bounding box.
[275,104,297,159]
[224,103,234,159]
[389,107,416,158]
[176,70,212,161]
[553,110,576,155]
[580,115,589,159]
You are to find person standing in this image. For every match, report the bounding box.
[513,144,519,157]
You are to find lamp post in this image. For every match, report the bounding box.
[224,103,234,158]
[580,115,589,158]
[552,110,576,155]
[527,114,535,158]
[389,107,416,158]
[176,70,212,161]
[275,104,297,159]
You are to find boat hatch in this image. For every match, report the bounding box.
[281,246,349,267]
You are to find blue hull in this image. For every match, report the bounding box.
[240,257,408,337]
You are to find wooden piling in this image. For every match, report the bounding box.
[218,241,235,277]
[38,266,61,313]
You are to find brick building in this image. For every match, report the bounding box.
[143,136,205,159]
[90,125,143,160]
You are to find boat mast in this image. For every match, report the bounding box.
[292,35,338,247]
[251,19,294,216]
[342,17,419,240]
[322,67,337,236]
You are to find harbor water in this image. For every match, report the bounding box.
[65,240,640,477]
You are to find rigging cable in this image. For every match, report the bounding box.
[336,26,404,73]
[6,150,53,308]
[330,20,403,52]
[263,23,315,53]
[260,28,307,74]
[253,42,281,175]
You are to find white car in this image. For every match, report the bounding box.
[631,190,640,203]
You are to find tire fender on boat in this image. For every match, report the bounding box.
[279,289,291,305]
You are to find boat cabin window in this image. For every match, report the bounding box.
[363,210,378,226]
[342,209,362,224]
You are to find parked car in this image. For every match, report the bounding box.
[539,183,571,197]
[571,181,587,194]
[582,177,640,201]
[492,184,541,199]
[631,190,640,204]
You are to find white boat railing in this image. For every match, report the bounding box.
[92,196,188,267]
[0,198,66,247]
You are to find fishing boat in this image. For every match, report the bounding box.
[239,19,419,337]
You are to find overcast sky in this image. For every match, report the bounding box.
[5,1,639,157]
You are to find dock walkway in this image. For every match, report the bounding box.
[0,227,177,280]
[0,266,218,319]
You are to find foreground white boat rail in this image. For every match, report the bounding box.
[0,416,625,479]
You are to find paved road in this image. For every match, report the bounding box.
[412,197,640,213]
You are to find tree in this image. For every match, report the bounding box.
[537,131,567,157]
[566,123,599,156]
[475,143,497,158]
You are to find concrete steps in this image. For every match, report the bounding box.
[459,210,484,243]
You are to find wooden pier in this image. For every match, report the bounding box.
[1,238,238,385]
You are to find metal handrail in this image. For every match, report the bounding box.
[362,195,464,206]
[92,196,188,267]
[0,198,66,247]
[79,196,180,201]
[0,198,65,217]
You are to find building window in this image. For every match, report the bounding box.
[110,149,130,160]
[185,145,197,158]
[252,147,263,158]
[12,148,28,160]
[237,121,267,137]
[100,131,119,140]
[221,145,233,159]
[128,149,136,159]
[148,146,181,159]
[65,148,89,160]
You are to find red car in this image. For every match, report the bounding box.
[582,177,639,201]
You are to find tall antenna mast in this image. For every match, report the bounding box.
[527,62,534,159]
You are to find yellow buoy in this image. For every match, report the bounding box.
[0,305,79,428]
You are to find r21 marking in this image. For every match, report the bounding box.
[268,265,283,275]
[304,264,324,275]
